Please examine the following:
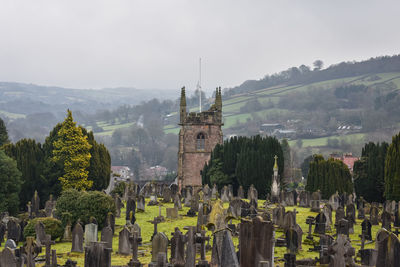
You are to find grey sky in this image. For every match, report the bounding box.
[0,0,399,94]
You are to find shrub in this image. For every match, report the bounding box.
[111,181,126,197]
[55,189,115,228]
[23,217,64,241]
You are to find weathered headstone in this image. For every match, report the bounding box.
[361,218,372,241]
[336,218,349,237]
[237,186,244,199]
[220,186,230,203]
[299,191,310,207]
[118,226,131,255]
[126,197,136,222]
[314,212,326,235]
[84,223,98,248]
[84,241,112,267]
[220,230,239,267]
[100,226,113,251]
[174,194,182,211]
[370,205,379,225]
[285,228,299,253]
[137,195,145,212]
[229,198,242,218]
[239,217,274,267]
[71,222,84,252]
[31,190,40,217]
[376,229,400,267]
[7,219,21,244]
[35,221,47,246]
[0,247,19,267]
[149,232,168,266]
[381,211,392,231]
[166,207,179,220]
[170,227,186,267]
[162,187,172,203]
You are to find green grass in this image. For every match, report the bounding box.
[288,133,366,147]
[1,198,385,266]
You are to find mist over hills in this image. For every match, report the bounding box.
[0,82,175,116]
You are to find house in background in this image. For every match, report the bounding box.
[330,153,359,173]
[111,166,132,181]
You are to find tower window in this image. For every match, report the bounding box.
[196,133,205,151]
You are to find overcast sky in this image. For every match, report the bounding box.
[0,0,399,94]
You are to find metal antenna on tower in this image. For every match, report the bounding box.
[197,58,202,112]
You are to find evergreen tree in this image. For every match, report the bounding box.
[384,132,400,201]
[305,155,353,199]
[3,139,46,209]
[0,150,22,215]
[202,135,283,197]
[52,110,92,191]
[354,142,388,202]
[0,117,9,146]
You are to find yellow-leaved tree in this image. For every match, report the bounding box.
[52,110,93,191]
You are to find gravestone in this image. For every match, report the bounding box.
[323,204,332,231]
[299,191,310,207]
[329,192,340,211]
[335,207,345,225]
[237,186,244,199]
[71,222,83,252]
[310,191,321,212]
[283,211,296,231]
[162,187,172,203]
[114,195,123,218]
[35,221,47,246]
[105,213,115,234]
[202,184,211,201]
[358,206,366,220]
[314,212,326,235]
[239,217,274,267]
[100,226,113,251]
[376,229,400,267]
[285,228,299,253]
[4,239,16,249]
[0,247,19,267]
[361,218,372,241]
[149,232,168,266]
[220,186,230,203]
[346,204,356,233]
[381,211,392,231]
[84,223,98,248]
[185,226,196,267]
[370,205,379,225]
[273,205,285,228]
[166,207,179,219]
[127,230,142,267]
[126,197,136,222]
[63,222,72,241]
[247,184,258,202]
[32,190,40,217]
[328,234,354,267]
[174,194,182,211]
[229,198,242,218]
[211,184,218,199]
[360,249,378,267]
[84,241,112,267]
[220,230,239,267]
[118,226,131,255]
[183,188,192,207]
[137,195,145,212]
[336,218,349,237]
[43,234,55,267]
[170,227,186,267]
[7,219,21,244]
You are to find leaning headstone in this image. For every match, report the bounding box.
[84,223,98,248]
[84,241,112,267]
[118,226,131,255]
[100,226,113,251]
[71,222,84,252]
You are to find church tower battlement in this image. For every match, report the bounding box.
[178,87,223,189]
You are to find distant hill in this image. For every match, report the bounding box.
[0,82,175,117]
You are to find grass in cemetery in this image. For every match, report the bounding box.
[0,197,386,266]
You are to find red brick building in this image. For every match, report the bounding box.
[330,153,360,172]
[177,87,223,189]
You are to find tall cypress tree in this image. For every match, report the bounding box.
[0,118,9,147]
[384,132,400,201]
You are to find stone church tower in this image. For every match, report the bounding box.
[178,86,223,189]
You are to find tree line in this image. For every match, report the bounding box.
[0,112,111,214]
[202,135,284,198]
